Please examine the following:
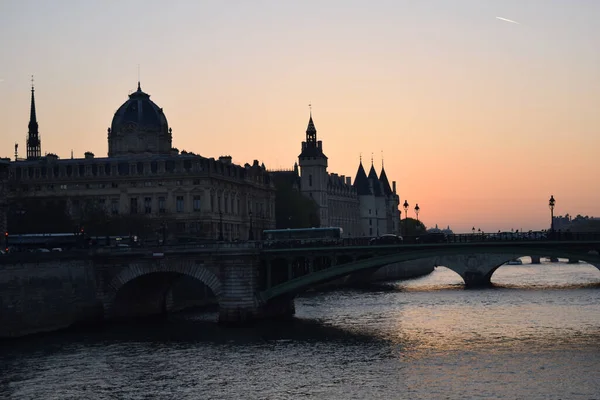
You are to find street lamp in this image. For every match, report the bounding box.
[403,200,409,236]
[414,204,420,221]
[472,226,475,235]
[218,210,224,241]
[249,210,254,241]
[399,210,402,235]
[549,195,555,233]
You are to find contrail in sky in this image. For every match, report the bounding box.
[496,17,520,24]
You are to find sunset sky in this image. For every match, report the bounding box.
[1,0,599,233]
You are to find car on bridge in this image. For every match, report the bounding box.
[369,234,403,245]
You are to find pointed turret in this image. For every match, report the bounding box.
[353,159,371,195]
[26,79,41,160]
[306,112,317,144]
[367,162,383,197]
[299,111,326,159]
[379,163,393,196]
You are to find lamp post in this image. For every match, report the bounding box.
[403,200,409,236]
[549,195,555,233]
[414,204,420,221]
[472,226,475,235]
[218,210,224,241]
[399,210,402,235]
[249,210,254,241]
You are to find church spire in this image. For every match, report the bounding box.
[27,76,41,160]
[299,104,327,161]
[306,104,317,144]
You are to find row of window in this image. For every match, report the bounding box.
[13,181,259,198]
[76,195,272,217]
[12,159,246,180]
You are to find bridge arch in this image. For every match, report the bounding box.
[260,245,600,301]
[433,253,522,287]
[103,259,222,318]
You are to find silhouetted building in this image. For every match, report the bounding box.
[553,214,600,232]
[7,81,275,240]
[272,113,400,237]
[0,159,9,236]
[353,157,400,237]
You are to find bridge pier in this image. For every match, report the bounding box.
[218,256,295,325]
[462,271,492,288]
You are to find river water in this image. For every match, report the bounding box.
[1,259,599,400]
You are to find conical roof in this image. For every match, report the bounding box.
[368,164,383,197]
[379,167,393,195]
[306,114,316,136]
[353,161,371,195]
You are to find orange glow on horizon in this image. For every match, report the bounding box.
[1,1,599,233]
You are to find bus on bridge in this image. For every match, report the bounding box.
[263,227,344,248]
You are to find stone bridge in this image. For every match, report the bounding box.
[93,240,600,323]
[259,241,600,301]
[92,247,293,324]
[2,239,600,337]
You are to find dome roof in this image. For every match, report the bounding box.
[111,82,168,135]
[108,82,172,157]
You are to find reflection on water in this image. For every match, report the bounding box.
[1,260,599,400]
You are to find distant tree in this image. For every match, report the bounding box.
[400,217,427,236]
[7,197,73,234]
[78,200,110,235]
[273,178,320,229]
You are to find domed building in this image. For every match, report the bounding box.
[6,81,275,242]
[108,82,172,157]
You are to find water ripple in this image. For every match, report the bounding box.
[1,262,599,399]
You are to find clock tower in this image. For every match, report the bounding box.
[298,112,329,226]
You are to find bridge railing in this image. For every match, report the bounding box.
[443,231,600,243]
[91,240,265,254]
[2,231,600,261]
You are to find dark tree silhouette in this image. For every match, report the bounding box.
[273,179,320,229]
[400,217,427,236]
[8,198,73,234]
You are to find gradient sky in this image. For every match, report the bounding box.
[1,0,599,233]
